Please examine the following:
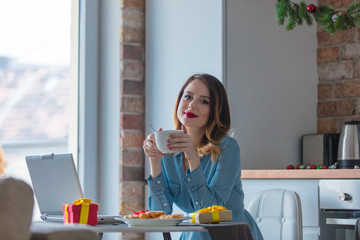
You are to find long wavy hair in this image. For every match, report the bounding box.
[173,74,231,162]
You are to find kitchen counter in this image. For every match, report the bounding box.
[242,169,360,240]
[241,169,360,179]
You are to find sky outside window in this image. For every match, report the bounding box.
[0,0,71,66]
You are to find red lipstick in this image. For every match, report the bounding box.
[184,111,198,118]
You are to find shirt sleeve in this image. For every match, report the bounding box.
[183,138,241,210]
[147,172,173,214]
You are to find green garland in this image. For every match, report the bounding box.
[275,0,360,33]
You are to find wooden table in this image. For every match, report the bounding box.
[31,222,254,240]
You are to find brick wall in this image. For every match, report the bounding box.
[317,0,360,133]
[120,0,145,239]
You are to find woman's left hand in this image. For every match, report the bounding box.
[167,125,200,171]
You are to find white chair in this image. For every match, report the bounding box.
[247,189,303,240]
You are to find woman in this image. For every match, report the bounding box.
[143,74,263,240]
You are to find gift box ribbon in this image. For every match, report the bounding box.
[191,205,227,223]
[64,198,93,224]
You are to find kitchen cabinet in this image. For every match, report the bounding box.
[242,169,360,240]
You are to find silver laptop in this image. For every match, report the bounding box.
[26,153,123,224]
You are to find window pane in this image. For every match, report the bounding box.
[0,0,74,220]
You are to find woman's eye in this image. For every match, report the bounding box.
[184,95,192,100]
[201,99,209,105]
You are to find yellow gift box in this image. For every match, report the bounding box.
[190,205,232,224]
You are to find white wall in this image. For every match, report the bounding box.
[226,0,318,169]
[145,0,223,131]
[145,0,223,170]
[146,0,318,171]
[145,1,223,239]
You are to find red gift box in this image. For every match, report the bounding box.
[63,198,98,225]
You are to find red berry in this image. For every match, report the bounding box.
[311,164,316,169]
[322,165,328,169]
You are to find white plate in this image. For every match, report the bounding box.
[115,217,191,227]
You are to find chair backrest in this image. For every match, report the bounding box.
[247,188,303,240]
[0,177,34,240]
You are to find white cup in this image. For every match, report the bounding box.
[155,130,183,153]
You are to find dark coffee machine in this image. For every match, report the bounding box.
[337,121,360,169]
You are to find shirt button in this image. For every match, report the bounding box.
[157,181,161,184]
[187,178,191,182]
[163,203,167,207]
[195,201,199,205]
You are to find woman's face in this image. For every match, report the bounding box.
[177,79,211,130]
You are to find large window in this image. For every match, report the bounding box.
[0,0,75,220]
[0,0,120,224]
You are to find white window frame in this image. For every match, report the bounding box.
[77,0,120,216]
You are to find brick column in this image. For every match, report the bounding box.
[120,0,145,239]
[317,0,360,133]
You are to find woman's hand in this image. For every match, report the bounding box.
[167,125,200,171]
[143,128,164,178]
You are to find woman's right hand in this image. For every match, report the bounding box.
[143,129,164,160]
[143,128,164,178]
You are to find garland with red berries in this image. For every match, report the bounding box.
[275,0,360,33]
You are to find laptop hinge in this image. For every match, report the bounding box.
[41,153,55,159]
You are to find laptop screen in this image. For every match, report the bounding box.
[26,153,83,215]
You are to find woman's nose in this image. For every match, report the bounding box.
[188,100,196,109]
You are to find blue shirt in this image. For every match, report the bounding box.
[147,136,263,240]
